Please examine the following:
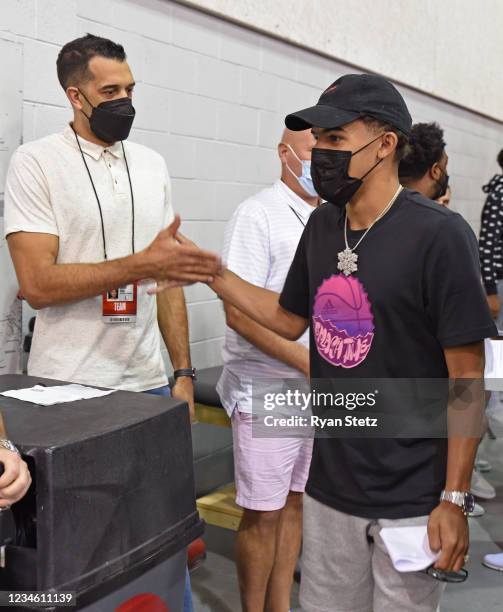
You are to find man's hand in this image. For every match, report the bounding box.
[171,377,195,423]
[487,294,500,320]
[428,501,469,572]
[143,216,222,286]
[0,449,31,507]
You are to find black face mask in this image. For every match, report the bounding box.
[433,167,449,200]
[311,134,384,207]
[79,91,135,143]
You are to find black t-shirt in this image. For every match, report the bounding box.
[279,188,497,519]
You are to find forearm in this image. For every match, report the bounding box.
[14,253,151,310]
[226,304,309,376]
[444,437,479,491]
[445,382,484,491]
[210,269,305,340]
[9,218,223,311]
[157,288,191,369]
[445,343,486,490]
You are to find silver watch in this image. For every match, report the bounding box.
[0,439,20,455]
[440,490,475,515]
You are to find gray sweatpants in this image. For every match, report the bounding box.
[300,494,445,612]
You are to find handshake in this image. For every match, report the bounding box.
[139,215,223,294]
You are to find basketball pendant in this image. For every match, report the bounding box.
[337,248,358,276]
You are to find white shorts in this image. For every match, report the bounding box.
[231,407,313,511]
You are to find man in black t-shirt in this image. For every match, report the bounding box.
[205,74,496,611]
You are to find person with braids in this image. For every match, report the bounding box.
[400,122,498,507]
[398,122,449,202]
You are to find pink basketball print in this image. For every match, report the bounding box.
[312,274,375,368]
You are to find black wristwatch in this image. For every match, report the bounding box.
[173,368,197,381]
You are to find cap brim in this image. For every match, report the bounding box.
[285,104,360,131]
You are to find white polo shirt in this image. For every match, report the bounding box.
[217,179,315,415]
[4,124,173,391]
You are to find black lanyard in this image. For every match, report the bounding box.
[288,205,306,227]
[72,126,135,260]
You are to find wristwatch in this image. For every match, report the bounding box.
[173,368,197,381]
[0,439,20,455]
[440,490,475,515]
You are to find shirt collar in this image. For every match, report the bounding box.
[63,124,123,160]
[275,179,317,222]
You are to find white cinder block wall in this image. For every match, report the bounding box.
[1,0,502,372]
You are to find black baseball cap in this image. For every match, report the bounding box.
[285,73,412,136]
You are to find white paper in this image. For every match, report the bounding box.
[380,525,440,572]
[484,338,503,392]
[0,384,115,406]
[485,338,503,378]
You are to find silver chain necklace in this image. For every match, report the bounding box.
[337,184,403,276]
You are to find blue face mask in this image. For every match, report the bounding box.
[286,144,319,198]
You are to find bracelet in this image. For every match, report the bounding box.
[0,439,20,455]
[173,368,197,380]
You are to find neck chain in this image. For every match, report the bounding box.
[288,205,306,227]
[337,184,403,276]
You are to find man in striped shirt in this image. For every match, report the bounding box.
[217,128,319,612]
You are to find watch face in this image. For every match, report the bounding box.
[464,493,475,514]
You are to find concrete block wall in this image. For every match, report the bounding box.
[182,0,503,123]
[1,0,502,371]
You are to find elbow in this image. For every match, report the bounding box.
[285,328,303,341]
[280,322,304,341]
[224,303,241,331]
[21,284,50,310]
[278,306,306,341]
[24,296,48,310]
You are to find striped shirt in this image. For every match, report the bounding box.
[217,179,315,415]
[479,174,503,295]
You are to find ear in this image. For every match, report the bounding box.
[378,132,398,160]
[429,162,442,181]
[67,86,83,110]
[277,142,289,163]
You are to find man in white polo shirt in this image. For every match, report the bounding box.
[4,34,220,612]
[4,34,219,396]
[217,128,319,612]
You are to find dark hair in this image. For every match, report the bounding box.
[497,148,503,170]
[398,122,446,180]
[360,115,410,162]
[56,34,126,89]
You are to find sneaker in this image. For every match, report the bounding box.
[468,502,485,517]
[482,552,503,572]
[475,459,492,473]
[471,470,496,500]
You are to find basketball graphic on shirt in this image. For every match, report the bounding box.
[312,274,374,368]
